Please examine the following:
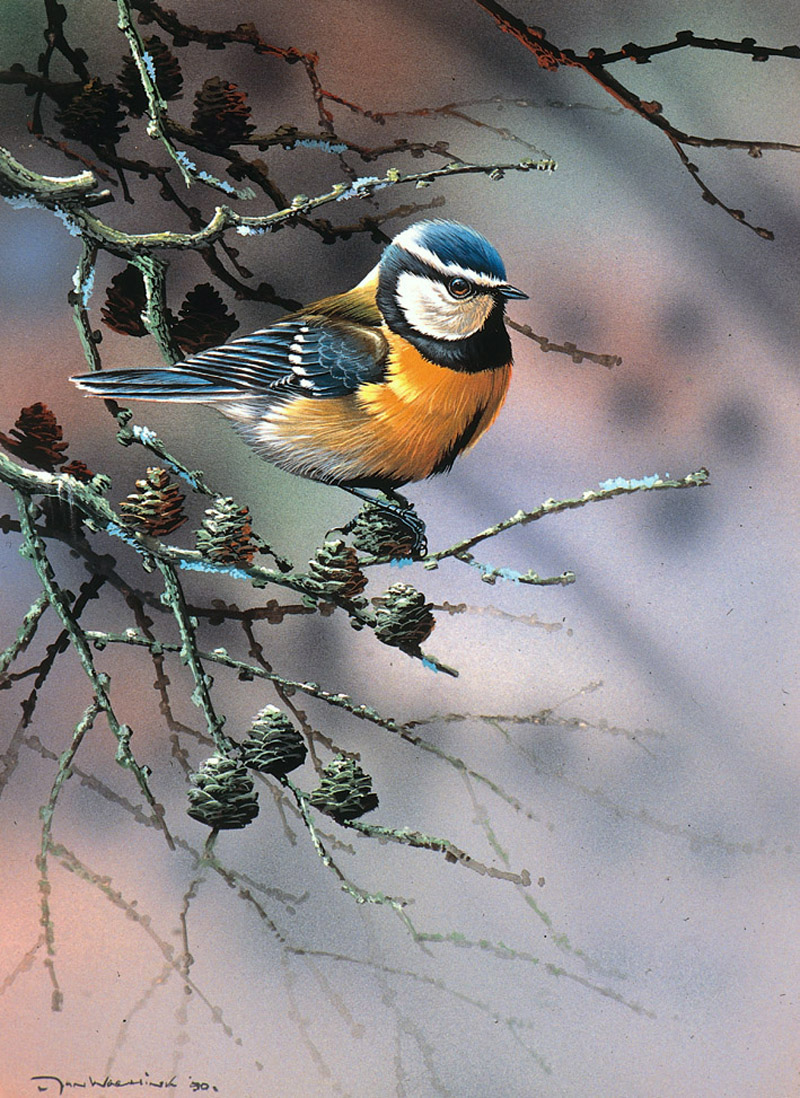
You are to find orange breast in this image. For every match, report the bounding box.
[255,328,512,487]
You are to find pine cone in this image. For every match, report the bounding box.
[117,36,183,116]
[187,754,259,830]
[190,76,255,148]
[171,283,239,355]
[195,496,257,565]
[119,467,187,537]
[347,500,427,559]
[307,539,368,599]
[308,755,379,823]
[60,459,95,482]
[0,403,69,471]
[372,583,435,651]
[101,266,148,337]
[240,706,307,777]
[55,77,128,148]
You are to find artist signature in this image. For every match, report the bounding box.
[31,1076,218,1095]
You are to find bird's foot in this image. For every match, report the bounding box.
[337,489,428,560]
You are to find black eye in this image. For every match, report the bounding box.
[447,277,473,299]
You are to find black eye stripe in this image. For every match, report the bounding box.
[392,249,492,288]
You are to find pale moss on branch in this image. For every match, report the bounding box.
[425,467,711,574]
[0,144,555,258]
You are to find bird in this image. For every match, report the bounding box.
[72,219,527,530]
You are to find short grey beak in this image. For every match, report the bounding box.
[499,284,528,300]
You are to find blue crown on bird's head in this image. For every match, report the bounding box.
[384,219,508,283]
[391,219,508,280]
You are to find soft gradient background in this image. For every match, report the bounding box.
[1,2,799,1096]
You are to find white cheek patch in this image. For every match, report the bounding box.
[395,271,494,341]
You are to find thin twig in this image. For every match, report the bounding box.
[472,0,799,238]
[345,818,532,886]
[507,318,622,369]
[14,490,174,849]
[426,467,710,570]
[281,777,411,915]
[156,560,230,753]
[37,698,102,1011]
[0,594,49,681]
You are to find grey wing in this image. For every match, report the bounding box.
[71,316,388,402]
[186,316,388,397]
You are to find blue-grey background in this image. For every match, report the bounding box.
[1,2,798,1095]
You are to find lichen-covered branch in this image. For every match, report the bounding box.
[0,146,555,259]
[82,628,406,735]
[426,468,710,576]
[115,0,255,199]
[0,451,368,615]
[0,145,111,207]
[0,593,49,681]
[345,819,532,886]
[156,560,230,753]
[273,777,404,911]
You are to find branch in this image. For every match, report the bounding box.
[507,318,621,369]
[345,818,532,886]
[82,628,403,735]
[281,777,410,912]
[14,490,174,848]
[0,145,110,206]
[129,0,367,131]
[581,29,800,67]
[116,0,256,199]
[156,560,231,754]
[472,0,800,238]
[0,148,554,258]
[0,451,364,611]
[0,454,457,675]
[37,698,102,1010]
[32,0,91,134]
[425,468,710,576]
[0,594,49,681]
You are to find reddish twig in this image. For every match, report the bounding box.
[472,0,800,239]
[130,0,372,131]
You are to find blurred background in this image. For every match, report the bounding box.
[1,2,799,1095]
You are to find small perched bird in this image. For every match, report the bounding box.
[72,219,527,512]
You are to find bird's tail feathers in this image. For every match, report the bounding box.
[70,368,245,402]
